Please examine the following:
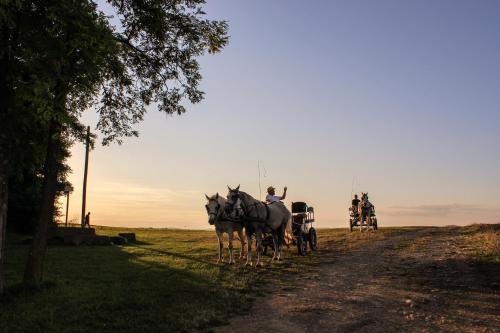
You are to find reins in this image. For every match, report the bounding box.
[238,195,269,223]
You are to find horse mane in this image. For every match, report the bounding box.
[209,194,226,203]
[237,191,258,204]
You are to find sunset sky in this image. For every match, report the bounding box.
[62,0,500,229]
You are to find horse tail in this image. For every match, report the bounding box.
[280,217,291,246]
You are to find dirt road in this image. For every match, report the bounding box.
[216,227,500,333]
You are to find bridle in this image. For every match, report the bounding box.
[205,198,221,222]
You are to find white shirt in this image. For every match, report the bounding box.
[266,194,282,203]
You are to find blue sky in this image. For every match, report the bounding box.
[64,0,500,228]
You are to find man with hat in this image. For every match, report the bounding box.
[265,186,287,204]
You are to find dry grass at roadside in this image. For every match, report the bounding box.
[461,224,500,263]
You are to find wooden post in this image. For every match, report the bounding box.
[81,126,90,228]
[65,191,69,227]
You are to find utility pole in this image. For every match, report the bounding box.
[64,184,73,227]
[65,192,69,227]
[81,126,90,228]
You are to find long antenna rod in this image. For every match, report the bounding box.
[258,160,262,200]
[350,175,355,199]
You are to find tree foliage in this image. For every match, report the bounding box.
[98,0,229,144]
[0,0,228,290]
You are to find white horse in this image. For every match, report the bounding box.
[358,192,375,229]
[225,185,290,267]
[205,193,245,264]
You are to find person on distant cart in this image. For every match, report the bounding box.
[265,186,287,204]
[351,194,360,217]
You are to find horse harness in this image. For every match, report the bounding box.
[239,198,270,223]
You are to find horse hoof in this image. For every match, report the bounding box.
[245,262,253,267]
[228,261,234,265]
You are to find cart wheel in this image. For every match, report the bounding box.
[297,235,307,256]
[309,227,318,250]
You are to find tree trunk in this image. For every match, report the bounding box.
[23,120,60,289]
[0,171,8,294]
[0,18,13,296]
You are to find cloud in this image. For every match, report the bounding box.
[380,204,500,217]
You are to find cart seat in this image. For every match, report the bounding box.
[292,202,308,213]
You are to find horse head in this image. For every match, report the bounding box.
[225,185,244,220]
[205,193,221,225]
[360,192,373,211]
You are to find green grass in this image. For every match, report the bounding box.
[1,226,375,332]
[3,225,491,332]
[1,227,260,332]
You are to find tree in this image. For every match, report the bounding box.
[1,0,228,290]
[0,0,56,294]
[21,0,119,288]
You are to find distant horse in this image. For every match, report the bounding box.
[358,192,375,228]
[225,185,290,267]
[205,193,245,264]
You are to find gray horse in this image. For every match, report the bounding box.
[359,192,375,229]
[205,193,245,264]
[225,185,290,267]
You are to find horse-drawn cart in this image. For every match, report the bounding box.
[261,201,318,256]
[291,202,317,255]
[349,193,378,231]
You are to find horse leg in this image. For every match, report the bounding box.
[216,231,224,264]
[277,221,286,261]
[360,210,364,231]
[228,231,234,264]
[245,232,253,266]
[237,229,245,260]
[255,231,263,267]
[271,232,279,262]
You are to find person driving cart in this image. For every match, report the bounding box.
[266,186,287,203]
[351,194,360,217]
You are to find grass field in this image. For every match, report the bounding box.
[1,226,342,332]
[0,225,498,332]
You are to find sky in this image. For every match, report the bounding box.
[62,0,500,229]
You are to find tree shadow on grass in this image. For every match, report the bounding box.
[128,243,220,267]
[0,238,254,333]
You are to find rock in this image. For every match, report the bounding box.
[118,233,136,241]
[111,236,128,245]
